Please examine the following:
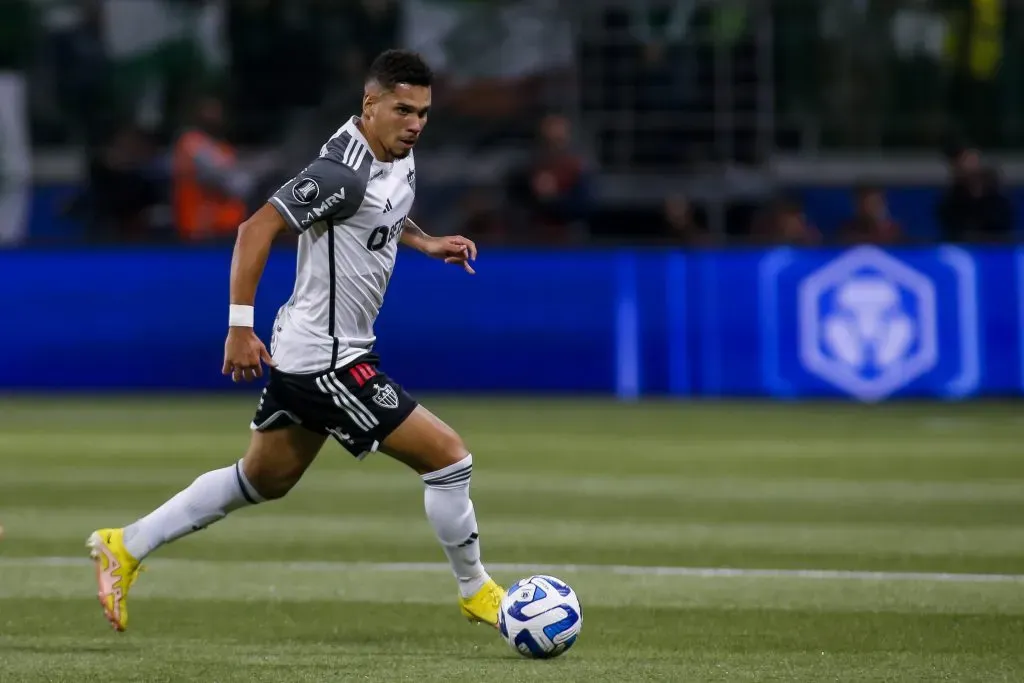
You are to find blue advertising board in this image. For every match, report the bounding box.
[2,245,1023,400]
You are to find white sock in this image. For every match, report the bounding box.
[122,459,264,560]
[422,454,490,598]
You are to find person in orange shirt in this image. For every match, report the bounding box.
[172,95,253,242]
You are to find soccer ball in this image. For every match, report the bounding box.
[497,575,582,659]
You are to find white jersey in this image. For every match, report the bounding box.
[267,116,416,374]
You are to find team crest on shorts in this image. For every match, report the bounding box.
[371,383,400,409]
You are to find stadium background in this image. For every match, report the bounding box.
[2,0,1023,399]
[2,2,1023,681]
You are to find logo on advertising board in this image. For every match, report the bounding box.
[799,248,938,401]
[760,246,979,401]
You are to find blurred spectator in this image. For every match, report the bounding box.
[507,113,594,244]
[936,144,1014,243]
[839,185,904,245]
[753,198,821,246]
[74,123,165,243]
[457,186,508,245]
[7,0,1023,248]
[171,94,252,243]
[661,194,713,247]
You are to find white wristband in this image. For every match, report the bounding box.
[229,304,255,328]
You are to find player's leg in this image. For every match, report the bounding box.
[121,424,326,559]
[87,419,326,632]
[379,404,504,627]
[287,358,503,626]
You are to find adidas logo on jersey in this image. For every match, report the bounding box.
[382,198,394,214]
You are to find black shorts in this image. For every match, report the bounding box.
[250,354,418,459]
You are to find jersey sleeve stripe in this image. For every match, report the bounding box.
[343,141,364,168]
[351,145,369,170]
[341,137,357,166]
[342,141,367,169]
[268,195,303,232]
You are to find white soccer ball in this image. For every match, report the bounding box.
[497,575,582,659]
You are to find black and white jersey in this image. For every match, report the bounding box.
[267,116,416,374]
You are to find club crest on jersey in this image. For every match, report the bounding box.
[371,383,400,409]
[292,178,320,204]
[406,168,416,191]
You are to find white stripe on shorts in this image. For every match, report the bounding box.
[324,372,379,428]
[314,375,376,432]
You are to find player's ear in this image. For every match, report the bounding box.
[362,81,388,120]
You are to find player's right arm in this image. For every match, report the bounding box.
[222,150,368,382]
[223,204,286,382]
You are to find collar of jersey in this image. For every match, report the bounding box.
[347,115,395,172]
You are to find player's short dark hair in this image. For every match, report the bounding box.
[367,49,433,90]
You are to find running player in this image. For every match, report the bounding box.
[86,49,504,633]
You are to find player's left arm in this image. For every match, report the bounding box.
[401,218,477,274]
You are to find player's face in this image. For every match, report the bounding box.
[376,84,431,160]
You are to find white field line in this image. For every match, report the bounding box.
[1,556,1022,584]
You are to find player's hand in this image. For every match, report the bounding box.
[426,235,477,274]
[222,327,276,382]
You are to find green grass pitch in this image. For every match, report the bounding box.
[1,396,1023,681]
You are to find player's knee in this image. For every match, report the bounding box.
[384,406,470,474]
[241,453,304,501]
[252,473,300,500]
[432,426,469,469]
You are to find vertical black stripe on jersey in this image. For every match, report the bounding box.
[325,130,350,368]
[328,225,338,366]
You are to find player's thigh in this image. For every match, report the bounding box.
[379,404,469,475]
[247,374,336,498]
[240,423,326,499]
[321,356,468,474]
[251,359,406,465]
[254,356,466,474]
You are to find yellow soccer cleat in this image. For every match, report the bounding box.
[86,528,142,632]
[459,578,505,629]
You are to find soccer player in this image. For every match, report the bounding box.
[86,49,505,633]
